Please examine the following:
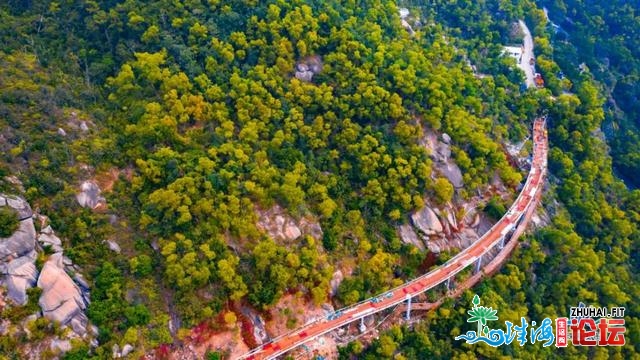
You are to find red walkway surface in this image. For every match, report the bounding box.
[240,118,548,360]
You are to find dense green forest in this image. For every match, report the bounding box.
[0,0,534,357]
[0,0,638,359]
[538,0,640,188]
[339,0,640,359]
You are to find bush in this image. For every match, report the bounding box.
[0,207,19,237]
[205,351,221,360]
[483,196,507,220]
[432,177,454,205]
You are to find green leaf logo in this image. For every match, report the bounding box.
[466,294,499,336]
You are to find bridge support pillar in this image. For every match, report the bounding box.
[446,277,451,291]
[359,317,366,333]
[475,254,483,274]
[405,296,412,320]
[499,235,505,249]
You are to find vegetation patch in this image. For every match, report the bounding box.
[0,206,19,238]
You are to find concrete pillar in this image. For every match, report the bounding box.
[475,254,483,274]
[499,234,505,249]
[359,317,366,333]
[405,296,412,320]
[446,277,451,291]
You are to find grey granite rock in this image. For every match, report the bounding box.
[411,206,443,235]
[38,253,88,330]
[51,339,72,352]
[38,233,63,253]
[0,218,36,261]
[398,224,425,250]
[76,181,106,209]
[1,255,38,305]
[121,344,134,357]
[4,195,33,220]
[329,270,344,297]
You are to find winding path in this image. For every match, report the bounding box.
[239,117,548,360]
[518,20,536,88]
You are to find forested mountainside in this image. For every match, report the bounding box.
[537,0,640,188]
[339,1,640,359]
[0,0,638,359]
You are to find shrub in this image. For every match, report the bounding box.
[0,207,19,238]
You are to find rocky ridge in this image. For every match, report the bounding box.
[256,205,323,243]
[0,193,95,355]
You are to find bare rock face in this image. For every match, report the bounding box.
[440,160,464,189]
[455,228,480,249]
[329,270,344,297]
[411,206,443,235]
[398,224,425,250]
[421,131,464,189]
[38,233,63,253]
[121,344,134,357]
[295,56,323,82]
[0,194,38,305]
[256,205,322,242]
[1,252,38,305]
[38,253,89,334]
[426,241,442,253]
[0,216,36,261]
[105,239,121,254]
[51,338,72,353]
[76,181,106,210]
[283,224,302,240]
[3,195,33,220]
[445,208,458,232]
[0,193,95,354]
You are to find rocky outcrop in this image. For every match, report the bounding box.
[105,239,121,254]
[398,224,425,250]
[398,8,416,36]
[38,226,63,253]
[1,252,38,305]
[329,270,344,297]
[51,339,72,353]
[0,215,36,262]
[256,205,322,242]
[411,206,443,235]
[38,253,90,335]
[0,194,38,305]
[422,131,464,188]
[440,160,464,189]
[76,181,106,210]
[295,56,323,82]
[0,192,95,357]
[1,194,33,220]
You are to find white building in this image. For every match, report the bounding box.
[503,46,523,63]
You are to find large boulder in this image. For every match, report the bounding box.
[256,205,321,242]
[0,194,38,305]
[0,217,36,261]
[38,232,63,253]
[411,206,443,235]
[105,239,121,254]
[0,194,36,261]
[2,194,33,220]
[38,253,89,333]
[398,224,425,250]
[294,56,323,82]
[440,160,464,189]
[329,270,344,297]
[76,181,106,210]
[0,252,38,305]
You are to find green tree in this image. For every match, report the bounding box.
[0,207,19,238]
